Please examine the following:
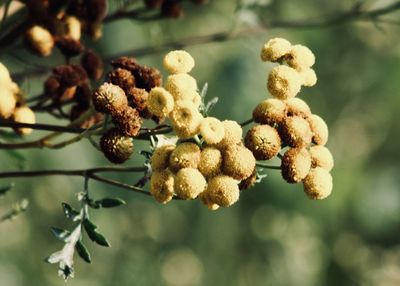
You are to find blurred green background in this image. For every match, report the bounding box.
[1,0,400,285]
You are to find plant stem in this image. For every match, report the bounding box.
[240,118,253,127]
[256,163,281,170]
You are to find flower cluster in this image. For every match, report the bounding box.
[144,0,208,18]
[0,63,35,135]
[96,57,163,163]
[248,38,334,200]
[24,0,107,57]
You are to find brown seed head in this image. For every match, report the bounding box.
[111,106,142,137]
[253,98,286,126]
[281,148,311,183]
[92,82,128,113]
[100,128,134,164]
[245,124,281,160]
[81,49,104,80]
[107,68,136,92]
[279,116,312,147]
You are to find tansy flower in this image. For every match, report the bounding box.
[308,114,329,146]
[0,87,16,119]
[245,124,281,160]
[267,65,302,100]
[151,144,176,171]
[206,175,240,207]
[147,87,174,117]
[174,168,207,199]
[198,146,222,178]
[281,148,311,183]
[169,142,201,172]
[170,100,203,138]
[310,145,334,171]
[65,16,81,41]
[163,50,195,74]
[92,83,128,114]
[25,26,54,56]
[199,117,225,144]
[150,169,175,204]
[12,106,36,135]
[303,167,333,200]
[107,68,136,92]
[253,98,286,126]
[299,68,317,87]
[286,45,315,71]
[260,38,291,62]
[285,97,311,118]
[279,115,312,147]
[165,74,198,101]
[223,144,256,180]
[100,128,134,164]
[0,62,12,86]
[216,120,243,149]
[111,106,142,137]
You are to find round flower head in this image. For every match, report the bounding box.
[150,169,175,204]
[65,16,81,40]
[281,148,311,183]
[308,114,329,146]
[170,100,203,139]
[267,65,302,100]
[0,62,12,86]
[147,87,174,117]
[25,26,54,56]
[174,168,207,199]
[199,192,220,211]
[280,115,312,147]
[245,124,281,160]
[198,146,222,178]
[216,120,243,149]
[253,98,286,126]
[100,128,134,164]
[108,68,136,92]
[310,145,334,171]
[223,144,256,180]
[260,38,291,62]
[111,106,142,137]
[0,87,16,119]
[12,106,36,135]
[200,117,225,144]
[303,167,333,200]
[92,83,128,114]
[300,68,317,87]
[165,74,198,101]
[206,175,240,207]
[286,44,315,71]
[163,50,195,74]
[151,144,176,171]
[285,97,311,118]
[169,142,201,172]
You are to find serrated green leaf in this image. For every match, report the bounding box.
[50,227,71,242]
[83,219,110,247]
[0,183,14,197]
[98,198,126,208]
[61,203,80,220]
[75,240,91,263]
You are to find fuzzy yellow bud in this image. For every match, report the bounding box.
[253,98,286,126]
[65,16,81,40]
[303,167,333,200]
[286,45,315,71]
[267,65,302,100]
[310,145,334,171]
[216,120,243,149]
[308,114,329,146]
[285,97,311,118]
[260,38,291,62]
[245,124,281,160]
[199,117,225,144]
[147,87,174,117]
[165,74,198,101]
[281,148,311,183]
[0,87,16,119]
[223,144,256,180]
[170,100,203,139]
[12,106,36,135]
[198,146,222,178]
[26,26,54,56]
[174,168,207,199]
[299,68,317,87]
[163,50,195,74]
[150,144,175,171]
[150,169,175,204]
[280,116,312,147]
[206,175,240,207]
[0,62,12,86]
[169,142,201,172]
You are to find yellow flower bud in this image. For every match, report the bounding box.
[267,65,302,100]
[147,87,174,117]
[253,98,286,126]
[310,145,334,171]
[260,38,291,62]
[165,74,198,101]
[308,114,329,146]
[286,45,315,71]
[198,146,222,178]
[12,106,36,135]
[285,97,311,118]
[245,124,281,160]
[150,169,175,204]
[281,148,311,183]
[163,50,195,74]
[280,116,312,147]
[65,16,81,40]
[151,144,176,171]
[215,120,242,149]
[169,142,201,172]
[199,117,225,144]
[170,100,203,139]
[299,68,317,87]
[191,92,202,108]
[0,87,16,119]
[174,168,206,199]
[206,175,240,207]
[223,144,256,180]
[25,26,54,56]
[0,62,12,86]
[303,167,333,200]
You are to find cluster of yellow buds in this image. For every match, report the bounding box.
[247,38,333,200]
[0,63,35,135]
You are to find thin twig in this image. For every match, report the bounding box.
[256,163,281,170]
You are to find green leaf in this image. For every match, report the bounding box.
[50,227,71,242]
[61,203,80,220]
[75,240,92,263]
[83,219,110,247]
[0,183,14,197]
[97,198,126,208]
[200,82,208,100]
[205,97,219,114]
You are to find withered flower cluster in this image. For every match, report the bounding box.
[144,0,208,18]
